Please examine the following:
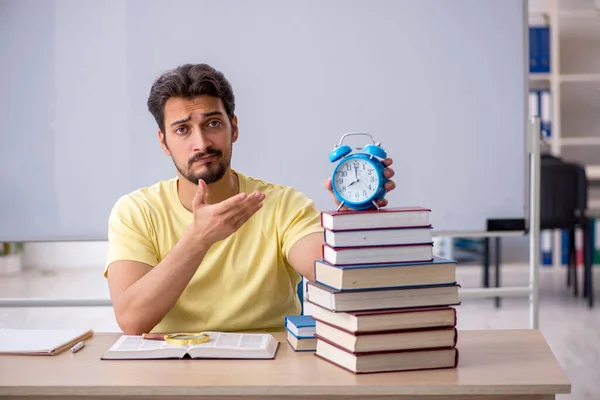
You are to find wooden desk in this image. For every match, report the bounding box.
[0,329,570,399]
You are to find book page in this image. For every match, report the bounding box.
[103,332,275,360]
[191,332,267,350]
[108,335,186,351]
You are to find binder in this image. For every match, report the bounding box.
[529,90,540,118]
[529,14,550,73]
[540,90,552,138]
[541,230,552,266]
[528,25,540,73]
[539,24,551,72]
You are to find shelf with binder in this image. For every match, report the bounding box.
[528,0,600,268]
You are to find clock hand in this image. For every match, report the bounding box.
[350,166,361,185]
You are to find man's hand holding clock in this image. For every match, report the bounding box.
[324,157,396,211]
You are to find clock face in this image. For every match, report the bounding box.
[333,158,380,203]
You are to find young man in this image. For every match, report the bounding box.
[104,63,395,335]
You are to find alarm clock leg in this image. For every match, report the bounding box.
[371,200,380,210]
[336,201,346,211]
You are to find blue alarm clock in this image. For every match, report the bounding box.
[328,132,388,211]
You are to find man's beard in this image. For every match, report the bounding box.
[174,146,231,185]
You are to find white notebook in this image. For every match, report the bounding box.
[0,328,94,355]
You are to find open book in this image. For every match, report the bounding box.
[101,331,279,360]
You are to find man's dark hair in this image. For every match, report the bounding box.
[147,63,235,133]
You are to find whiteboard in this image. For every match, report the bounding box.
[0,0,528,241]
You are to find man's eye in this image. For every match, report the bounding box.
[175,127,188,134]
[208,120,222,128]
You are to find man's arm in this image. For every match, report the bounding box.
[287,232,323,282]
[287,158,397,283]
[107,179,264,335]
[107,226,211,335]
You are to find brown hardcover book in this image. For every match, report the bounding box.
[306,281,460,312]
[315,335,459,374]
[314,256,456,291]
[309,302,457,333]
[313,318,458,353]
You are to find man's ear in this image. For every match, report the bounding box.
[158,130,170,155]
[231,115,239,143]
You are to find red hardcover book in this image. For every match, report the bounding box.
[313,318,458,353]
[306,281,460,312]
[308,303,457,333]
[314,334,459,374]
[313,256,456,291]
[321,243,433,266]
[324,225,433,248]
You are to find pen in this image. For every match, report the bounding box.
[71,340,85,353]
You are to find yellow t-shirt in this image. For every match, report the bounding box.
[104,170,323,333]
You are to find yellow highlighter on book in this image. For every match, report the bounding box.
[142,332,210,345]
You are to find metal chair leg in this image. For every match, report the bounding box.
[569,229,577,297]
[494,237,501,308]
[482,237,490,288]
[584,221,594,307]
[567,240,571,288]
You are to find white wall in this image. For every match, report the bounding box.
[13,0,600,271]
[9,0,532,269]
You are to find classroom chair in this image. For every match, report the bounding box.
[540,154,594,307]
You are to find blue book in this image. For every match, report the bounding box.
[314,256,456,291]
[284,315,316,339]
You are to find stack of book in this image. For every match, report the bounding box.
[284,315,316,352]
[306,206,460,374]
